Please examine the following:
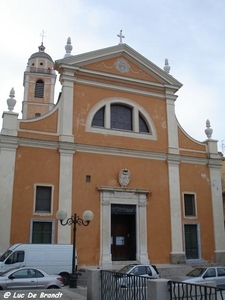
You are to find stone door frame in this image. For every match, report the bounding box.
[98,186,150,266]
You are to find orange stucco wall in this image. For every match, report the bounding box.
[19,110,58,134]
[178,127,207,154]
[71,152,171,265]
[10,143,216,265]
[73,83,168,152]
[10,146,60,244]
[69,152,215,265]
[180,163,214,262]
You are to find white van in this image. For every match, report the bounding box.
[0,244,76,285]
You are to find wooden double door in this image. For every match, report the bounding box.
[111,204,136,261]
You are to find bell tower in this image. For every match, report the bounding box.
[22,42,57,119]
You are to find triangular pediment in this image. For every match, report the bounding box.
[55,43,182,90]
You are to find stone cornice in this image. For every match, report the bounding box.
[0,135,221,166]
[0,135,19,150]
[208,158,223,169]
[76,143,166,160]
[97,186,150,195]
[167,153,181,165]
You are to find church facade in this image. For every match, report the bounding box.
[0,36,224,266]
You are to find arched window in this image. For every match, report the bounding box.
[92,106,105,127]
[35,80,44,98]
[88,98,157,140]
[139,113,150,133]
[111,104,132,131]
[92,104,150,133]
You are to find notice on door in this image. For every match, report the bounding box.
[116,236,125,245]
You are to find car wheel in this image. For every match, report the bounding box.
[60,273,70,286]
[47,286,59,289]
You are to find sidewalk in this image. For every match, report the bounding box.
[61,286,87,299]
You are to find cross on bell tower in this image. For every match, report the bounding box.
[40,30,46,44]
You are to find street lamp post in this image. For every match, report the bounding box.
[56,209,94,288]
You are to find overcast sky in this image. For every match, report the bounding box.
[0,0,224,153]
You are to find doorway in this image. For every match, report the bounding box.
[111,204,136,261]
[184,224,199,259]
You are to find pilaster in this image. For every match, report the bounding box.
[0,137,18,253]
[58,72,74,142]
[57,148,75,244]
[209,162,225,264]
[166,89,179,155]
[203,135,225,263]
[100,196,112,266]
[167,155,185,264]
[137,195,149,264]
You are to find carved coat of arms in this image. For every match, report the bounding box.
[118,168,131,187]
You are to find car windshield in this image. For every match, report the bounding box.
[0,250,12,262]
[117,265,134,274]
[0,268,19,277]
[186,268,207,277]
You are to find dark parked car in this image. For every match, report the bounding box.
[0,267,63,290]
[171,266,225,287]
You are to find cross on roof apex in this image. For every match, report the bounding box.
[117,30,125,44]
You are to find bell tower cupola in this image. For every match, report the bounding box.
[22,42,56,119]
